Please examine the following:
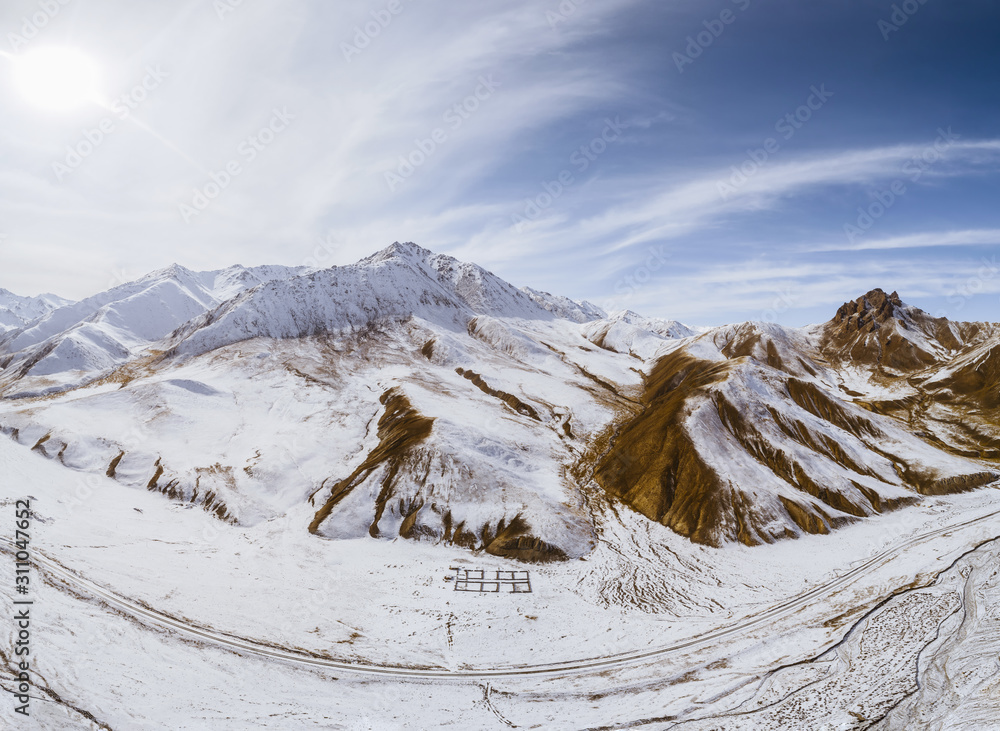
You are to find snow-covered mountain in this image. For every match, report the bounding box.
[582,309,696,360]
[164,242,561,361]
[520,286,606,323]
[596,317,996,546]
[0,247,996,561]
[0,287,72,333]
[0,263,307,390]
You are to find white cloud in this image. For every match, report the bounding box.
[0,0,644,297]
[807,228,1000,253]
[1,0,998,327]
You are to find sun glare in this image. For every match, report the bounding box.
[12,46,102,112]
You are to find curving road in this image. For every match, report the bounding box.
[5,505,1000,680]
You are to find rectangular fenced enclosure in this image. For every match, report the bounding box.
[448,567,531,593]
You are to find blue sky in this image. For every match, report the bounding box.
[1,0,998,326]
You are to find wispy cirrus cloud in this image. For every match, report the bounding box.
[479,138,1000,258]
[806,228,1000,253]
[0,0,646,297]
[1,0,999,326]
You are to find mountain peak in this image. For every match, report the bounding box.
[372,241,433,263]
[820,287,984,371]
[142,262,197,284]
[834,288,908,331]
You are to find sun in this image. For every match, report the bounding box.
[12,47,103,112]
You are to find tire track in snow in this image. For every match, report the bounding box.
[4,505,1000,680]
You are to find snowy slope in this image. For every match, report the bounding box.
[165,243,560,361]
[1,245,998,559]
[4,406,1000,730]
[582,309,696,360]
[595,318,998,546]
[3,250,1000,730]
[521,286,606,323]
[0,287,71,332]
[0,245,662,562]
[0,263,307,392]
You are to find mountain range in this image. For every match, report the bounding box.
[1,243,996,559]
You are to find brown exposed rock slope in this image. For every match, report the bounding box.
[818,288,989,372]
[823,291,1000,461]
[594,302,1000,548]
[308,388,568,562]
